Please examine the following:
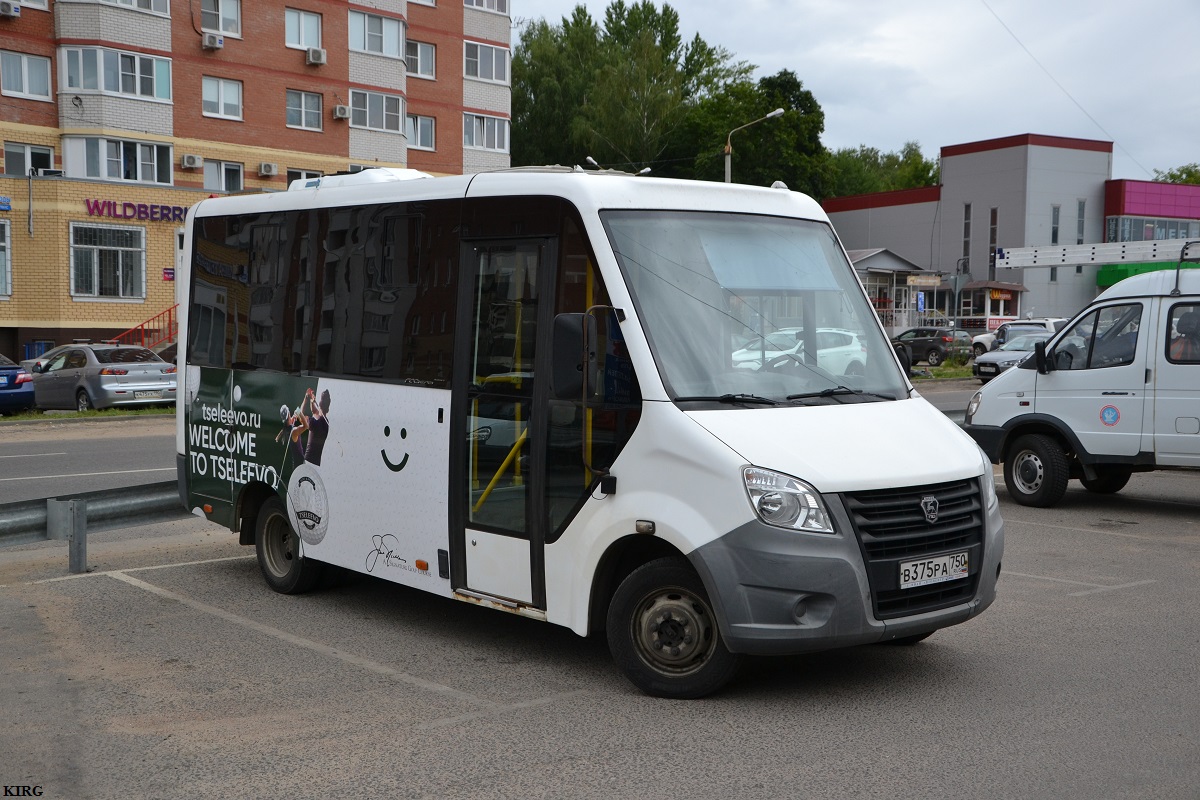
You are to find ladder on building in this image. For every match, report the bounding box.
[996,240,1197,269]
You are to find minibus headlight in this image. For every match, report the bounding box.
[980,449,998,510]
[743,467,834,534]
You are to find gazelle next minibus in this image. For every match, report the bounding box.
[176,167,1003,697]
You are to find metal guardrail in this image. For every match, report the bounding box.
[0,481,188,561]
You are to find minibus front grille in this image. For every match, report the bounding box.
[841,478,984,620]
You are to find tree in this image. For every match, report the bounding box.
[823,141,939,199]
[1153,163,1200,185]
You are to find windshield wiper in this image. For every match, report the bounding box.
[786,386,896,403]
[675,393,780,406]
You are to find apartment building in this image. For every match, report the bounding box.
[0,0,511,359]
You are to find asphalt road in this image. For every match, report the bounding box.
[1,430,1197,798]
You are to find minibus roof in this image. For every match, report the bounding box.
[189,167,830,223]
[1095,268,1200,302]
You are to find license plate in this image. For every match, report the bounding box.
[0,376,7,386]
[978,364,997,373]
[900,552,969,589]
[134,390,162,399]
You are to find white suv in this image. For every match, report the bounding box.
[971,318,1068,356]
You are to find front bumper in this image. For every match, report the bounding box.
[688,482,1002,656]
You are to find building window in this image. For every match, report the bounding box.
[1050,204,1060,245]
[286,90,322,130]
[962,203,971,262]
[70,223,145,299]
[1077,200,1085,245]
[0,221,9,297]
[4,142,53,176]
[348,11,403,57]
[285,8,322,49]
[1,52,52,101]
[202,76,242,119]
[63,48,171,101]
[463,113,508,152]
[406,41,435,78]
[78,137,171,184]
[350,90,402,132]
[464,42,508,83]
[1049,266,1057,282]
[988,207,998,280]
[201,0,241,35]
[204,161,243,192]
[18,0,46,7]
[287,168,321,184]
[407,114,435,149]
[464,0,507,13]
[102,0,169,13]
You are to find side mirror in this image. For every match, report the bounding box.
[551,313,598,401]
[1034,340,1052,374]
[31,363,43,374]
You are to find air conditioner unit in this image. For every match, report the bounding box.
[258,162,279,177]
[181,154,204,169]
[306,47,327,66]
[0,1,21,18]
[201,32,224,50]
[36,168,64,177]
[332,105,351,120]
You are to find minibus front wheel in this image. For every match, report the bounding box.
[607,557,741,699]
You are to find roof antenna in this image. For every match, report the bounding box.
[585,156,601,169]
[637,167,651,176]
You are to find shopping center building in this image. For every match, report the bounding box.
[0,0,511,359]
[823,134,1200,334]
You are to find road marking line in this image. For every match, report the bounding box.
[0,452,68,458]
[416,690,590,731]
[0,467,174,482]
[1005,570,1156,595]
[106,570,498,709]
[34,555,255,583]
[1007,518,1200,544]
[1068,580,1156,597]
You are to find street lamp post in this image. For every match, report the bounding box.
[724,108,785,183]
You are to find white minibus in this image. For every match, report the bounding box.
[176,168,1003,697]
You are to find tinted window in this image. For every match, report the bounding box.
[95,347,160,363]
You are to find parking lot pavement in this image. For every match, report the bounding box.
[2,475,1198,799]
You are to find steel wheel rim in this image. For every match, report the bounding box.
[262,512,298,578]
[630,586,718,677]
[1013,450,1044,494]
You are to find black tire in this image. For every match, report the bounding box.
[607,557,740,699]
[1080,466,1132,495]
[255,496,323,594]
[1003,433,1070,508]
[879,631,934,646]
[76,390,93,412]
[973,343,986,358]
[926,348,943,367]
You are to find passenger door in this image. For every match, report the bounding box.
[1154,301,1200,466]
[455,239,553,606]
[34,349,85,409]
[1037,303,1147,458]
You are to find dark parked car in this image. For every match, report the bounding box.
[0,354,35,415]
[890,327,973,366]
[31,344,177,411]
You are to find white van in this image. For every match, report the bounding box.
[964,265,1200,507]
[177,167,1003,697]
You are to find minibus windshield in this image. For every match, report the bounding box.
[603,210,907,403]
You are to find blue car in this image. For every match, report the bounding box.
[0,354,35,415]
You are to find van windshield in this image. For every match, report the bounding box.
[602,210,907,403]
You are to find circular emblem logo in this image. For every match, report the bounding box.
[1100,405,1120,427]
[286,463,329,545]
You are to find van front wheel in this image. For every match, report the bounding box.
[607,557,741,699]
[1004,434,1069,507]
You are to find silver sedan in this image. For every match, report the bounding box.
[32,344,177,411]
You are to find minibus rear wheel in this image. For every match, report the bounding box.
[607,557,741,699]
[255,496,323,594]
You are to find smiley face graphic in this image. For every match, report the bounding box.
[381,425,409,472]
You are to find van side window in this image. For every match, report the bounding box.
[1054,304,1142,370]
[1167,304,1200,364]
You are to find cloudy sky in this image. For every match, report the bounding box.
[509,0,1198,180]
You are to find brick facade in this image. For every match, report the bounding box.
[0,0,509,358]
